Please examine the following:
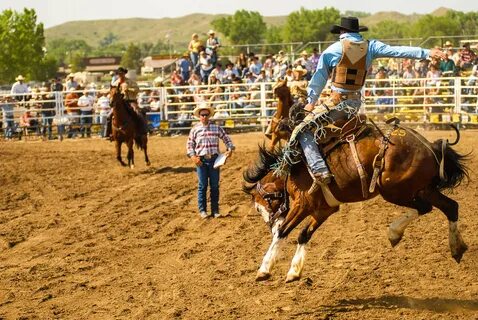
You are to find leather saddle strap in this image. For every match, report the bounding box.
[369,138,388,193]
[346,134,368,198]
[369,124,395,193]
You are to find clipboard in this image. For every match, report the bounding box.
[213,153,229,168]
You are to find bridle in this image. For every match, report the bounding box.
[255,176,290,227]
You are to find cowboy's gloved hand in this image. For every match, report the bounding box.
[429,48,447,61]
[304,103,315,112]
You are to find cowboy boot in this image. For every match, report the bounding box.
[105,116,112,141]
[308,171,333,194]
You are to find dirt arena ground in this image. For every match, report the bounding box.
[0,130,477,319]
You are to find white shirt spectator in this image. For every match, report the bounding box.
[209,67,226,83]
[96,95,111,116]
[11,81,29,96]
[78,94,94,112]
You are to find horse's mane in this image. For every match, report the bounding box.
[243,144,282,184]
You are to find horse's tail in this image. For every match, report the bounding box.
[134,134,145,151]
[432,127,470,191]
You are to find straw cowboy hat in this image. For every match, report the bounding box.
[300,50,308,56]
[330,16,368,34]
[292,65,308,77]
[207,30,215,35]
[15,75,25,81]
[193,103,215,118]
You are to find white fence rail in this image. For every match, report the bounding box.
[1,76,477,140]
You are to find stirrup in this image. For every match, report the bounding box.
[308,172,332,194]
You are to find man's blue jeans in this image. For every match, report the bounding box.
[196,155,220,214]
[80,110,93,137]
[298,131,328,174]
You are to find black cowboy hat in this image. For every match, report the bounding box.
[116,67,128,74]
[330,17,368,34]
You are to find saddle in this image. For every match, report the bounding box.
[320,114,370,156]
[318,114,372,199]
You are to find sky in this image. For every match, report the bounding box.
[1,0,477,28]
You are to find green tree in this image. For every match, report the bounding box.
[151,39,169,55]
[368,20,410,40]
[121,43,142,72]
[212,10,266,44]
[411,14,461,40]
[0,8,46,83]
[265,25,284,44]
[70,53,86,72]
[32,55,59,80]
[100,32,119,47]
[46,39,92,65]
[91,43,126,57]
[444,11,478,35]
[282,7,341,43]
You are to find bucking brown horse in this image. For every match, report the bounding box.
[243,121,469,283]
[110,86,150,168]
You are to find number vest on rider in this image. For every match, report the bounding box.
[331,39,368,91]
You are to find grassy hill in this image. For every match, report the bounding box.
[44,8,452,48]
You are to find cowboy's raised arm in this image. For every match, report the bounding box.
[370,40,446,61]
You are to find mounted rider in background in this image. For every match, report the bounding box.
[105,67,148,139]
[278,16,447,194]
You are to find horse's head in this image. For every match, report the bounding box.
[243,172,287,226]
[272,78,288,98]
[109,86,127,109]
[242,145,289,228]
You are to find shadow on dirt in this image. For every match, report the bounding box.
[141,166,196,175]
[312,296,478,314]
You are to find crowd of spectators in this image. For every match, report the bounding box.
[162,30,323,129]
[366,41,478,115]
[180,30,321,86]
[1,73,113,140]
[2,38,478,140]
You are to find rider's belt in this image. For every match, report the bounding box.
[201,154,217,160]
[331,91,361,101]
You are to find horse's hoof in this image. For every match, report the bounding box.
[388,234,403,247]
[255,271,271,281]
[130,164,135,169]
[388,229,403,247]
[452,243,468,263]
[146,161,151,166]
[285,273,301,283]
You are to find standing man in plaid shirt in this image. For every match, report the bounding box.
[187,103,235,219]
